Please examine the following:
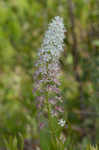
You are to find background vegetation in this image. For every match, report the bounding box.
[0,0,99,149]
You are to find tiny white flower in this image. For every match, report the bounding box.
[59,133,66,144]
[58,119,66,127]
[51,110,58,117]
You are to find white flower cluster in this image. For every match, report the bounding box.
[37,16,65,67]
[58,119,66,127]
[34,16,66,128]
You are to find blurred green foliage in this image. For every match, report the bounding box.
[0,0,99,149]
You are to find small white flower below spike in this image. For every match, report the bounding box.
[59,133,66,144]
[58,119,66,127]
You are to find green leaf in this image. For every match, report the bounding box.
[12,136,18,150]
[18,133,24,150]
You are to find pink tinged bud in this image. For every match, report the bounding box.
[48,85,60,94]
[39,122,45,129]
[51,110,58,117]
[49,99,57,105]
[36,96,44,108]
[55,96,63,103]
[36,103,41,109]
[37,96,44,101]
[32,88,37,93]
[53,78,61,85]
[55,106,64,113]
[53,87,60,93]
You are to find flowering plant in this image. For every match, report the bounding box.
[33,16,66,149]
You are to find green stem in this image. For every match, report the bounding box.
[45,91,58,150]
